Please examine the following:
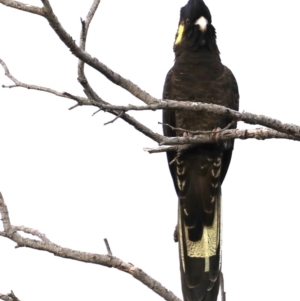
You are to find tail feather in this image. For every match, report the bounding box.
[178,192,222,301]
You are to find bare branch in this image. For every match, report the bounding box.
[0,193,181,301]
[9,292,20,301]
[145,128,300,153]
[104,111,125,125]
[84,101,300,138]
[78,0,101,79]
[159,121,235,135]
[0,294,13,301]
[160,127,300,145]
[73,2,165,143]
[38,0,157,105]
[81,84,164,142]
[69,103,81,110]
[0,0,43,16]
[0,291,16,301]
[1,0,157,104]
[0,59,164,143]
[2,56,300,149]
[0,192,12,232]
[2,1,298,144]
[0,59,90,104]
[13,226,52,243]
[104,238,113,256]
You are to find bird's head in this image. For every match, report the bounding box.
[174,0,218,53]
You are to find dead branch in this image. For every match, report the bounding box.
[145,128,299,153]
[160,127,300,145]
[0,0,157,105]
[0,58,164,143]
[0,0,43,16]
[77,0,101,80]
[104,238,113,256]
[1,56,299,151]
[0,293,12,301]
[76,101,300,138]
[1,1,299,143]
[0,58,90,105]
[159,121,235,135]
[0,193,181,301]
[0,291,20,301]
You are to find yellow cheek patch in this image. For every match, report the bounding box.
[175,23,184,45]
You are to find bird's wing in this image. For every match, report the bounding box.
[163,68,179,195]
[219,66,239,185]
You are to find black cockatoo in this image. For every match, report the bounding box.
[163,1,239,300]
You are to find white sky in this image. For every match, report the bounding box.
[1,0,300,300]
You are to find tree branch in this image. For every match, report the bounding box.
[77,0,101,79]
[144,128,299,153]
[1,0,299,143]
[78,101,300,138]
[0,293,11,301]
[0,58,90,104]
[160,127,300,145]
[0,0,157,105]
[0,0,43,16]
[0,58,164,143]
[0,291,20,301]
[159,121,235,135]
[2,57,300,151]
[0,193,181,301]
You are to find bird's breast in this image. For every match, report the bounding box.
[172,59,230,133]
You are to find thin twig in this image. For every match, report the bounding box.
[69,103,81,110]
[92,108,101,116]
[2,84,18,88]
[78,0,101,81]
[0,59,90,105]
[8,292,20,301]
[104,238,112,256]
[104,111,125,125]
[159,121,235,135]
[12,226,52,243]
[82,84,164,142]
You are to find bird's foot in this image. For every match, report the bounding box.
[211,127,222,142]
[183,131,192,137]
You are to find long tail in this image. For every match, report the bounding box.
[178,192,222,301]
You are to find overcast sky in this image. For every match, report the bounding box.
[1,1,300,301]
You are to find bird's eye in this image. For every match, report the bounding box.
[186,18,190,25]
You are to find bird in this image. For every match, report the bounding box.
[162,1,239,301]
